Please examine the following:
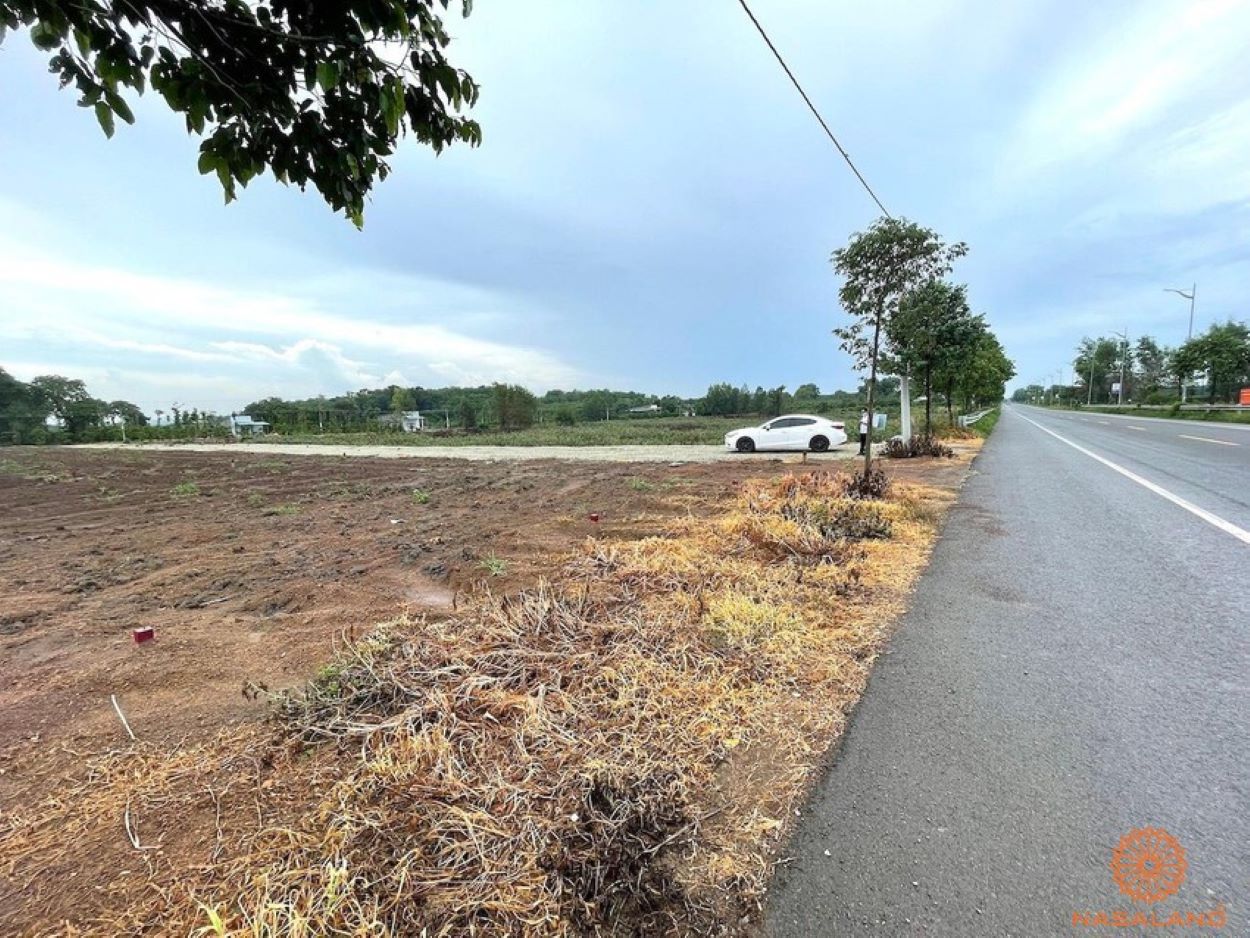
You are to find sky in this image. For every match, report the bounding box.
[2,0,1249,415]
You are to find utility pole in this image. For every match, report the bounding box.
[1185,282,1196,339]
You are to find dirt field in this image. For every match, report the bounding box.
[0,450,781,801]
[81,440,861,463]
[0,446,973,934]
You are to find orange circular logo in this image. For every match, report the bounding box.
[1111,827,1187,903]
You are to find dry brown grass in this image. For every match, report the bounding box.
[0,470,957,936]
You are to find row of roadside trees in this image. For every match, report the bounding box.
[1012,321,1250,406]
[832,217,1015,472]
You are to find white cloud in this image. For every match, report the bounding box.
[1006,0,1249,171]
[0,234,582,413]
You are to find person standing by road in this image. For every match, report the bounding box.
[858,409,869,455]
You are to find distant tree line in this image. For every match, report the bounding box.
[1014,320,1250,405]
[239,380,887,434]
[3,364,978,446]
[0,369,157,444]
[4,360,1012,446]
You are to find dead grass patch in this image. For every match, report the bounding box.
[0,469,957,935]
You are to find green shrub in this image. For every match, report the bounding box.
[479,554,508,576]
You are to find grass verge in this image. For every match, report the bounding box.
[1078,405,1250,425]
[970,407,1000,436]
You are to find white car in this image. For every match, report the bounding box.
[724,414,848,453]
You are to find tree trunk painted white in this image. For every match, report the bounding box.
[899,374,912,442]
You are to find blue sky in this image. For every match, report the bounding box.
[2,0,1249,414]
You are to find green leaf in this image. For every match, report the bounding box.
[216,164,236,203]
[380,81,404,137]
[106,90,134,125]
[29,21,61,51]
[196,150,216,175]
[315,62,339,91]
[94,101,114,138]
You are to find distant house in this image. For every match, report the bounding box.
[627,404,661,416]
[401,411,426,433]
[230,414,269,437]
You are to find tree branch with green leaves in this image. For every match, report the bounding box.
[1,0,482,226]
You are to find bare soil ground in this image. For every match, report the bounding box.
[0,446,973,934]
[81,440,861,463]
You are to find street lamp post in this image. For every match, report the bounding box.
[1111,329,1129,406]
[1164,284,1196,403]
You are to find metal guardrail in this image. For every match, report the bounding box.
[957,409,992,428]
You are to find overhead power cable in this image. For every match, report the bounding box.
[734,0,892,218]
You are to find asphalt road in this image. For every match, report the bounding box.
[765,403,1249,936]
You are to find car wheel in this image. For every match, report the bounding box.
[736,437,756,453]
[809,435,830,452]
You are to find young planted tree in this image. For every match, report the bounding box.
[832,217,967,474]
[888,280,977,435]
[929,314,985,424]
[955,331,1015,412]
[1,0,481,225]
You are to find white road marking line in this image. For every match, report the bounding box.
[1015,412,1250,546]
[1098,420,1111,425]
[1179,434,1239,447]
[1126,426,1146,431]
